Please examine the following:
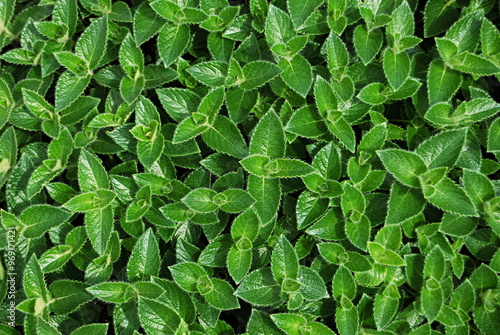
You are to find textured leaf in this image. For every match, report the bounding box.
[138,297,181,335]
[127,229,161,282]
[158,23,190,67]
[74,16,107,70]
[279,55,312,97]
[377,149,427,188]
[235,268,282,306]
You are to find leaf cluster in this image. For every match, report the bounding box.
[0,0,499,334]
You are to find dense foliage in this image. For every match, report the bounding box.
[0,0,500,334]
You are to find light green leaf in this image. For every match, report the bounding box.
[427,60,461,105]
[386,182,426,225]
[87,282,136,303]
[169,262,208,293]
[187,61,228,87]
[248,175,281,224]
[279,54,312,97]
[74,16,107,70]
[203,115,248,159]
[377,149,427,188]
[240,61,282,90]
[202,278,240,310]
[158,22,189,67]
[488,118,500,153]
[78,148,109,192]
[85,206,113,255]
[285,105,328,138]
[128,228,161,282]
[55,71,91,111]
[271,235,300,283]
[21,205,72,239]
[383,48,410,90]
[265,5,295,47]
[235,267,282,306]
[423,176,478,217]
[182,188,218,213]
[138,297,181,335]
[353,25,383,65]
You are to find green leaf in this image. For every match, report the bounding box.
[353,25,383,65]
[423,0,458,37]
[0,127,17,187]
[462,169,495,212]
[138,297,181,335]
[24,254,50,300]
[250,109,286,159]
[170,262,208,293]
[423,176,478,217]
[54,52,89,77]
[134,3,166,45]
[368,242,405,266]
[416,128,467,169]
[158,23,189,67]
[54,72,91,111]
[235,267,282,306]
[481,18,500,57]
[49,280,93,315]
[78,148,109,192]
[74,16,107,70]
[240,61,282,90]
[85,206,113,255]
[326,33,349,77]
[226,87,258,123]
[157,88,200,123]
[63,190,115,212]
[377,149,427,188]
[36,319,62,335]
[285,105,327,138]
[287,0,323,29]
[120,76,145,104]
[247,310,285,335]
[271,313,307,335]
[187,61,228,87]
[374,284,400,329]
[265,5,295,47]
[202,278,240,310]
[386,182,426,225]
[127,228,161,282]
[357,83,388,105]
[202,115,248,159]
[345,214,371,252]
[326,113,356,153]
[21,204,72,239]
[298,266,328,300]
[219,189,255,213]
[427,60,461,105]
[173,117,208,144]
[421,281,442,322]
[119,33,144,78]
[271,235,300,283]
[227,245,252,283]
[87,282,136,303]
[70,324,108,335]
[333,266,355,300]
[296,190,329,230]
[488,118,500,153]
[248,175,281,224]
[383,49,410,90]
[279,55,312,97]
[182,188,218,213]
[39,245,73,273]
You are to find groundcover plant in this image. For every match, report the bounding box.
[0,0,500,333]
